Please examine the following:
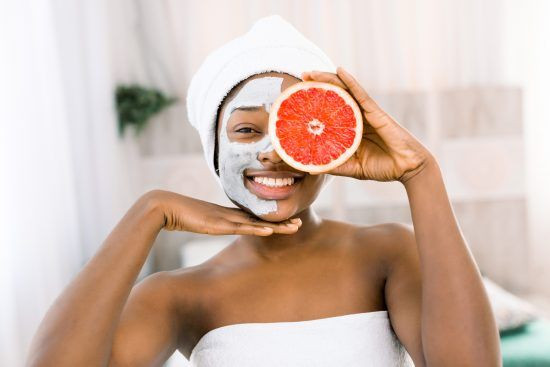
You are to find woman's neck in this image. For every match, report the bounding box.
[240,207,325,262]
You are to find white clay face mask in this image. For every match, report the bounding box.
[218,76,284,216]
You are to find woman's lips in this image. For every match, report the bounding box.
[244,175,302,200]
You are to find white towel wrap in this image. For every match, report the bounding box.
[189,310,414,366]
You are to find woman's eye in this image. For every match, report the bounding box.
[236,127,256,134]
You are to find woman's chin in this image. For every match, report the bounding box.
[238,204,296,223]
[255,211,293,223]
[228,198,297,223]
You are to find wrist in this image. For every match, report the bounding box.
[138,190,168,230]
[400,155,441,190]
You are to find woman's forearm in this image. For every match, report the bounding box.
[26,191,165,367]
[403,159,500,365]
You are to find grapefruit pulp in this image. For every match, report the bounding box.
[268,81,363,174]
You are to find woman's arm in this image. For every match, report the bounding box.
[26,190,300,367]
[400,157,500,365]
[302,67,501,366]
[26,191,165,366]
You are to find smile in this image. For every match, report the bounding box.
[244,171,305,200]
[252,176,295,187]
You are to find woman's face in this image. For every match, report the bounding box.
[216,72,329,222]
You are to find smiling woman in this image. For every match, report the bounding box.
[26,14,500,367]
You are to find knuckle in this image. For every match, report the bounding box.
[356,94,369,106]
[226,220,241,233]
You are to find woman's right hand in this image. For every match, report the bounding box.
[147,189,301,236]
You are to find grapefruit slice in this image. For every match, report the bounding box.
[268,81,363,174]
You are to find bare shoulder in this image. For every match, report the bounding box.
[157,262,223,314]
[349,222,419,274]
[110,265,217,366]
[130,265,213,328]
[138,263,225,358]
[324,218,414,243]
[137,265,209,297]
[351,221,415,244]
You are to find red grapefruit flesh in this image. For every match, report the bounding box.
[269,81,363,174]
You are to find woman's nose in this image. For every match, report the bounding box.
[258,146,283,164]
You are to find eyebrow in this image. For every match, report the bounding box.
[230,105,263,113]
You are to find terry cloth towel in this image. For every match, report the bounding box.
[189,310,414,366]
[186,14,337,187]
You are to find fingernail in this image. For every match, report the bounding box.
[290,218,301,223]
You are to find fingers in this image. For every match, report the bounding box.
[241,216,302,235]
[213,220,276,236]
[303,67,381,114]
[335,67,380,114]
[219,218,301,236]
[221,208,303,235]
[335,67,413,146]
[301,71,348,90]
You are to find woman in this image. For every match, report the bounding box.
[27,15,500,367]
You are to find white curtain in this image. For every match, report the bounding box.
[0,0,144,365]
[0,2,81,366]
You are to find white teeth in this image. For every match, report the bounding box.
[252,176,296,187]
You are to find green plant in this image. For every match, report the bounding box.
[115,84,176,136]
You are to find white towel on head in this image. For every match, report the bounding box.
[186,14,337,186]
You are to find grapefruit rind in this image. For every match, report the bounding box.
[268,81,363,174]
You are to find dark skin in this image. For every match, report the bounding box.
[26,69,501,367]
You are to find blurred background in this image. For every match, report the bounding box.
[1,0,550,366]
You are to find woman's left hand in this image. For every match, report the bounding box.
[302,67,435,184]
